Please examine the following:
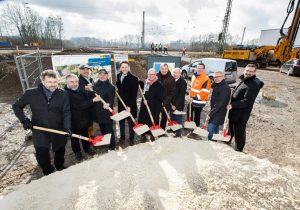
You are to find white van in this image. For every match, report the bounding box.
[181,58,237,83]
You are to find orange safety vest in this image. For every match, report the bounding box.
[189,73,211,105]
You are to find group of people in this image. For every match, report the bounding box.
[150,43,169,54]
[12,60,263,176]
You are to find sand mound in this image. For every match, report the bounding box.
[0,138,299,209]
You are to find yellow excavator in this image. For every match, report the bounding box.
[223,0,300,68]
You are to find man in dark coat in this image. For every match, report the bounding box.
[171,68,187,137]
[78,64,94,96]
[157,63,176,129]
[116,61,138,146]
[12,70,71,175]
[206,71,231,140]
[138,68,164,142]
[228,64,264,152]
[65,74,100,161]
[78,65,95,137]
[93,69,116,150]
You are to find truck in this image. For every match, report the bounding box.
[223,0,300,67]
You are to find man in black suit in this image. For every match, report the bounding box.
[13,70,71,175]
[116,61,139,146]
[65,74,99,161]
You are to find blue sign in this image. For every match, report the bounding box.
[88,55,111,67]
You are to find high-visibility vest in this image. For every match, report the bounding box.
[189,73,211,105]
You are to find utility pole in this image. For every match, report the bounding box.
[141,11,145,49]
[218,0,233,53]
[240,27,246,45]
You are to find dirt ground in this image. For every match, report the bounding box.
[0,52,299,196]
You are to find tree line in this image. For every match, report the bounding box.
[0,3,63,48]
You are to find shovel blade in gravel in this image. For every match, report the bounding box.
[150,125,166,137]
[133,124,150,135]
[184,121,197,129]
[212,134,231,142]
[193,127,208,137]
[92,134,112,146]
[173,110,186,115]
[110,110,130,121]
[170,124,182,131]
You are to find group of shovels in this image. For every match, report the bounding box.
[32,85,231,148]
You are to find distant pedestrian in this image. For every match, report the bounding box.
[155,44,158,52]
[227,64,264,152]
[182,47,187,56]
[151,42,155,53]
[163,44,169,54]
[159,43,163,53]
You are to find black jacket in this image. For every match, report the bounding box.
[157,71,176,110]
[208,79,231,125]
[116,72,139,118]
[64,86,94,130]
[172,77,187,111]
[93,79,115,124]
[138,81,164,126]
[78,74,94,97]
[229,75,264,124]
[12,83,71,151]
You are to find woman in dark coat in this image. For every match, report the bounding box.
[138,68,164,142]
[93,69,116,150]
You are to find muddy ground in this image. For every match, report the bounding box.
[0,51,299,196]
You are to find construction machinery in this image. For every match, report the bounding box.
[223,0,300,67]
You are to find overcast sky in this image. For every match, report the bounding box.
[0,0,296,43]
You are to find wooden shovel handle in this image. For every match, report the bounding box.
[115,91,135,122]
[33,126,89,141]
[96,93,113,113]
[223,89,233,130]
[138,84,155,124]
[162,104,171,119]
[189,101,192,118]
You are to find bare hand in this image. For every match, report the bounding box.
[171,105,176,111]
[85,84,93,91]
[227,104,232,110]
[103,103,110,110]
[92,95,100,102]
[126,106,131,112]
[188,97,193,103]
[206,115,210,121]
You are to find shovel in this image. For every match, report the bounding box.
[96,94,130,122]
[162,105,182,131]
[212,90,232,142]
[193,120,209,138]
[32,126,111,146]
[138,85,166,137]
[184,101,196,129]
[115,91,149,135]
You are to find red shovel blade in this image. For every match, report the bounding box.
[222,129,227,137]
[133,123,144,129]
[88,135,103,146]
[167,120,178,126]
[150,124,162,130]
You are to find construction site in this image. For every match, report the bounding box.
[0,0,300,209]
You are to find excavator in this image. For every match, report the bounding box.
[223,0,300,68]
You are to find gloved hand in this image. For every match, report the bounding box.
[21,118,32,130]
[65,129,72,138]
